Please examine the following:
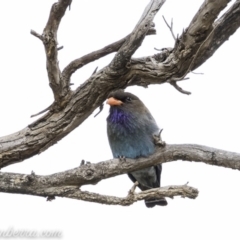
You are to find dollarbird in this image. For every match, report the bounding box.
[106,89,167,207]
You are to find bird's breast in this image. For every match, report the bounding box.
[107,108,158,158]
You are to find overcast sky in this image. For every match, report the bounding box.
[1,0,240,239]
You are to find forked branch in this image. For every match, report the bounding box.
[31,0,72,103]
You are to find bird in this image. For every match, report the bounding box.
[106,89,167,207]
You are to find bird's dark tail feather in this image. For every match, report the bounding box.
[145,198,168,208]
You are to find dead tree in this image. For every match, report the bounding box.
[0,0,240,206]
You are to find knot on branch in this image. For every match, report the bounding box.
[83,166,95,180]
[179,185,199,199]
[153,47,173,62]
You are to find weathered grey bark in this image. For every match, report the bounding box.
[0,0,240,206]
[0,144,239,204]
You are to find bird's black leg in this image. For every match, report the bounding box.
[153,129,166,147]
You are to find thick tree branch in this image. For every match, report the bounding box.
[2,142,240,204]
[1,144,240,189]
[48,144,240,185]
[130,0,232,87]
[192,0,240,69]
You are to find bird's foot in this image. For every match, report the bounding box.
[46,196,56,201]
[153,129,166,147]
[80,160,91,166]
[118,155,126,162]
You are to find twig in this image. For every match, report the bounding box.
[91,67,98,76]
[169,81,191,95]
[128,181,139,195]
[69,0,72,10]
[94,103,104,117]
[30,30,43,41]
[153,129,166,147]
[191,71,204,75]
[31,104,52,118]
[57,46,64,51]
[162,16,176,41]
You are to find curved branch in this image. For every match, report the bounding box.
[62,29,156,83]
[1,144,240,188]
[0,183,198,206]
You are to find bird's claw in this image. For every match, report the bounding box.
[80,160,85,166]
[80,160,91,166]
[153,129,166,147]
[46,196,55,201]
[119,155,126,162]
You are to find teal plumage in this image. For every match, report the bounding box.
[106,90,167,207]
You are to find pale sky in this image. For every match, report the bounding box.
[1,0,240,239]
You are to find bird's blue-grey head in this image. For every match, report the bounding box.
[106,90,159,158]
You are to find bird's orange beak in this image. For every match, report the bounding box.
[106,97,123,106]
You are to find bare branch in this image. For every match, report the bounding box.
[30,104,52,118]
[2,143,240,184]
[65,185,198,206]
[129,0,233,88]
[109,0,166,73]
[169,81,191,95]
[57,46,64,51]
[129,181,139,194]
[2,142,240,204]
[36,0,72,103]
[0,167,198,205]
[168,0,231,77]
[30,30,43,41]
[62,28,156,83]
[91,67,98,76]
[162,16,176,41]
[191,71,204,75]
[192,0,240,70]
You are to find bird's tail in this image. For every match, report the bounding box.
[145,198,168,208]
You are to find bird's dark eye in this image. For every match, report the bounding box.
[126,97,132,102]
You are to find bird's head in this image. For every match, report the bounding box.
[106,89,156,128]
[106,89,141,110]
